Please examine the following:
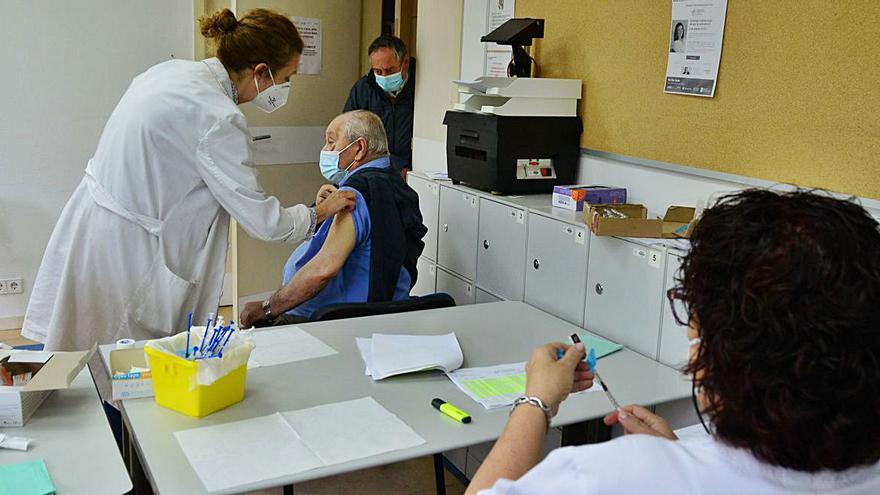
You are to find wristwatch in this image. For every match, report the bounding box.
[261,299,274,321]
[510,396,552,431]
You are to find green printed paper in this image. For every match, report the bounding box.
[577,333,623,359]
[462,374,527,399]
[0,459,56,495]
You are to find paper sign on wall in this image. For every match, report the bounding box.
[485,0,515,76]
[664,0,728,97]
[292,17,321,75]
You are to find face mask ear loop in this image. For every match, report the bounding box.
[339,139,360,172]
[253,65,277,94]
[692,375,711,435]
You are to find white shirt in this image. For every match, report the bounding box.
[481,434,880,495]
[22,58,314,350]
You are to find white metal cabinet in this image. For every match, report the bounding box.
[438,186,479,280]
[436,267,475,305]
[524,215,589,326]
[584,236,666,358]
[658,252,690,367]
[407,174,440,262]
[476,288,503,304]
[411,257,437,297]
[476,198,527,300]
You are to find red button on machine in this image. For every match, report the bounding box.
[540,168,551,176]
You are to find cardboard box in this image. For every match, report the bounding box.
[552,185,627,211]
[587,204,696,238]
[109,347,153,401]
[0,347,94,426]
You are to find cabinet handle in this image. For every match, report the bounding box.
[483,239,489,250]
[532,259,540,270]
[595,283,604,295]
[442,224,449,232]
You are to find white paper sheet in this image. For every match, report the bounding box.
[291,17,321,75]
[365,333,464,380]
[447,362,601,410]
[174,412,322,494]
[7,351,53,363]
[246,327,337,369]
[281,397,425,465]
[355,337,373,375]
[664,0,728,97]
[175,397,425,493]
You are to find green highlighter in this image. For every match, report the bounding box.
[0,459,56,495]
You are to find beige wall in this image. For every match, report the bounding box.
[360,0,382,75]
[234,164,328,297]
[412,0,463,144]
[229,0,363,310]
[237,0,362,127]
[194,0,231,61]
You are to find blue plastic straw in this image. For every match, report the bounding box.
[185,312,193,359]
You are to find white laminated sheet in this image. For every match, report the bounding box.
[175,397,425,493]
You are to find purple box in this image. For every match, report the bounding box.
[552,185,627,211]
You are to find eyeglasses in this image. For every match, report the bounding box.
[666,287,689,327]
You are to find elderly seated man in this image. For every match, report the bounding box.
[240,110,426,327]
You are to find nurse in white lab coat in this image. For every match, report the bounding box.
[22,8,356,351]
[468,190,880,494]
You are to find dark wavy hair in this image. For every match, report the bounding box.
[679,188,880,472]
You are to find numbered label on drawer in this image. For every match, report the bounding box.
[431,183,439,195]
[648,250,661,268]
[633,247,662,269]
[508,209,525,224]
[463,194,477,208]
[562,225,585,244]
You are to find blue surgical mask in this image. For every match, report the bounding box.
[319,139,358,182]
[375,71,404,93]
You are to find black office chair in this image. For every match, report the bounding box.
[308,292,456,322]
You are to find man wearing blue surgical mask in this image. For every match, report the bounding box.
[343,35,415,179]
[239,110,426,328]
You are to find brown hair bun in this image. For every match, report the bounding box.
[199,8,238,39]
[199,8,304,74]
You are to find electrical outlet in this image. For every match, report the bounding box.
[0,278,23,295]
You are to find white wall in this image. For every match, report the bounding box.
[0,1,193,322]
[411,0,464,174]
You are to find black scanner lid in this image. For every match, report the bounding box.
[480,18,544,46]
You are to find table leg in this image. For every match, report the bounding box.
[433,453,447,495]
[122,415,152,494]
[561,419,611,446]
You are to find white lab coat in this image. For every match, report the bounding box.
[481,433,880,494]
[22,58,314,351]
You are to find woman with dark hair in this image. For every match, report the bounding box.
[468,189,880,494]
[671,22,686,52]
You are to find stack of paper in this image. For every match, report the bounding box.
[447,362,602,410]
[175,397,425,493]
[356,333,463,380]
[445,334,620,410]
[246,327,337,369]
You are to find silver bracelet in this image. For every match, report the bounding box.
[510,396,552,431]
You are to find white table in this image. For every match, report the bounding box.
[101,301,691,494]
[0,368,132,495]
